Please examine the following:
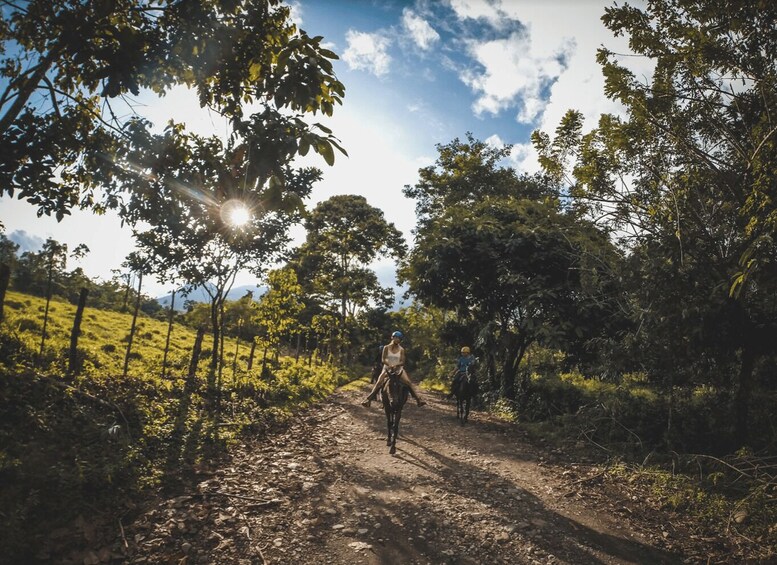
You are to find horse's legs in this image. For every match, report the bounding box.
[385,405,393,446]
[390,409,400,454]
[463,397,470,425]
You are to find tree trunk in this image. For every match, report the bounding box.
[232,335,241,378]
[67,287,88,375]
[161,290,175,378]
[209,300,221,370]
[122,271,143,378]
[500,335,527,400]
[295,332,301,362]
[122,274,132,312]
[734,344,756,448]
[247,339,257,370]
[39,263,55,359]
[486,352,498,391]
[0,263,10,322]
[188,327,205,380]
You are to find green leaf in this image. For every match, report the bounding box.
[316,140,335,166]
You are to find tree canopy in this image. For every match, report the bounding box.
[1,0,346,219]
[533,0,777,446]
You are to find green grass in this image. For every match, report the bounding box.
[0,290,355,562]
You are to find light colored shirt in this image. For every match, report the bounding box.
[385,348,402,366]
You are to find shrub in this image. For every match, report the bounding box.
[17,319,40,333]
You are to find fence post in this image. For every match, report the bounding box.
[188,327,205,381]
[161,290,175,378]
[68,287,89,375]
[0,263,9,322]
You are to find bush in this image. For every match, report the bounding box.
[17,318,40,333]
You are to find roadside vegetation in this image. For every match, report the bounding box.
[0,290,350,562]
[1,0,776,561]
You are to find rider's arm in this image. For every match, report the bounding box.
[399,346,406,367]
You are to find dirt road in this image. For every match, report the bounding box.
[119,386,691,565]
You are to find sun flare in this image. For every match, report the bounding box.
[221,199,251,227]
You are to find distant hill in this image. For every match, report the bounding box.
[156,279,410,312]
[156,284,266,311]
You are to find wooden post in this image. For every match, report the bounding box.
[161,290,175,378]
[0,263,10,322]
[247,339,257,370]
[122,271,143,378]
[188,327,205,380]
[67,287,88,375]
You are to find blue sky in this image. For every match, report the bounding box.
[0,0,644,297]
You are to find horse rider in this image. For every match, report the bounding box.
[448,346,476,399]
[361,330,427,408]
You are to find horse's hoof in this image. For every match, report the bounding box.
[389,446,396,455]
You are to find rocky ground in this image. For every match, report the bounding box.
[54,385,731,565]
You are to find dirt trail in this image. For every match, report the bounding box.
[117,387,690,565]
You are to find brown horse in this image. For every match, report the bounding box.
[452,365,478,425]
[380,366,409,454]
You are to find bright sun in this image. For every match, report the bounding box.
[221,199,251,227]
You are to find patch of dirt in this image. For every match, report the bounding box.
[55,387,730,564]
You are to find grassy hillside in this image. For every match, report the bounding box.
[5,290,219,377]
[0,290,354,563]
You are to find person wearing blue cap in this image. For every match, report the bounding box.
[361,330,426,407]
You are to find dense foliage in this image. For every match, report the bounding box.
[532,0,777,449]
[1,0,345,220]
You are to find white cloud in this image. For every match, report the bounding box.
[286,1,303,27]
[402,8,440,50]
[342,30,392,77]
[7,229,44,253]
[493,2,654,174]
[460,31,574,123]
[447,0,505,27]
[484,134,504,148]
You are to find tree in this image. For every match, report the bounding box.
[1,0,345,220]
[254,267,304,370]
[37,238,68,358]
[291,195,407,357]
[128,126,322,373]
[121,251,151,377]
[0,233,19,272]
[533,0,777,447]
[402,136,618,398]
[404,195,613,398]
[0,234,19,321]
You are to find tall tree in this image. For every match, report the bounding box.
[403,195,614,399]
[129,128,321,372]
[533,0,777,447]
[292,195,407,324]
[1,0,345,220]
[402,136,619,398]
[37,238,68,358]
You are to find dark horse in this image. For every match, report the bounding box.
[380,366,409,454]
[452,365,478,425]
